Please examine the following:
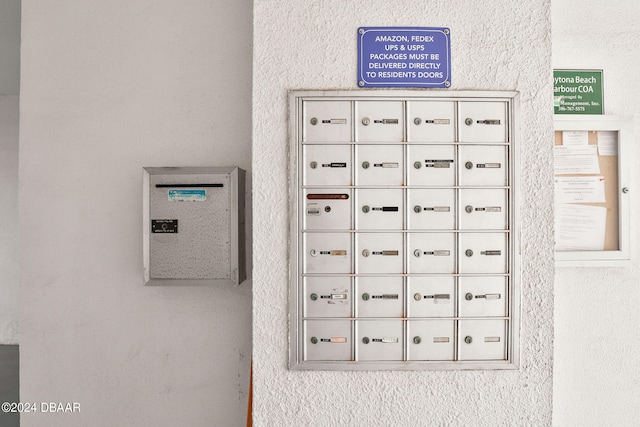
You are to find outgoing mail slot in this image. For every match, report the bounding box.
[356,233,403,274]
[458,101,507,143]
[304,232,352,274]
[459,232,508,274]
[408,277,454,318]
[356,145,404,186]
[459,189,508,230]
[304,320,352,361]
[458,145,508,186]
[407,145,456,186]
[303,101,352,142]
[407,101,455,143]
[356,189,403,230]
[408,189,455,230]
[304,276,352,318]
[458,276,507,317]
[357,276,403,318]
[355,101,404,142]
[357,320,404,361]
[458,319,507,361]
[304,190,352,230]
[408,233,456,274]
[407,320,454,361]
[303,145,352,186]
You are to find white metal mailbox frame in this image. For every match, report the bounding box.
[289,90,521,370]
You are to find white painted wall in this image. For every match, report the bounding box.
[253,1,554,425]
[19,1,252,426]
[0,0,20,345]
[552,1,640,425]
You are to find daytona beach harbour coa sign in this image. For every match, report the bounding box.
[358,27,451,88]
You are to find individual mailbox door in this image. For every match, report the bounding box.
[459,145,508,187]
[407,101,455,142]
[357,320,404,361]
[459,189,508,230]
[355,101,404,142]
[304,276,352,318]
[459,232,508,274]
[304,232,352,274]
[304,320,352,361]
[408,233,456,274]
[459,276,507,317]
[356,276,403,318]
[407,320,455,361]
[303,145,352,186]
[356,189,403,230]
[458,319,507,361]
[356,233,403,274]
[407,145,456,186]
[408,277,454,318]
[356,145,404,186]
[303,101,352,143]
[408,189,455,230]
[458,101,507,143]
[304,190,352,231]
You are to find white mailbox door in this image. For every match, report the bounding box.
[407,320,455,361]
[459,189,508,230]
[458,319,507,361]
[407,144,456,186]
[407,277,454,318]
[355,101,404,142]
[303,101,352,143]
[408,189,455,230]
[303,145,352,186]
[458,145,508,187]
[459,232,508,274]
[357,320,404,361]
[458,276,508,317]
[304,277,352,318]
[408,233,456,274]
[304,320,352,361]
[356,277,404,318]
[356,189,404,230]
[407,101,456,143]
[356,232,404,274]
[304,232,352,274]
[304,190,352,231]
[356,145,404,186]
[458,101,507,143]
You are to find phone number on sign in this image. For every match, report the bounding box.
[2,402,81,413]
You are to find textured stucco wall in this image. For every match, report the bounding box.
[19,1,252,425]
[552,1,640,425]
[253,1,554,425]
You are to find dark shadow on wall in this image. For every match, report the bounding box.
[0,345,19,426]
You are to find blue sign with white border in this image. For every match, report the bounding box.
[358,27,451,88]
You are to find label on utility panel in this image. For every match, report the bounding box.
[168,189,207,202]
[151,219,178,233]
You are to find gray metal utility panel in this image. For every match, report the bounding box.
[143,167,246,285]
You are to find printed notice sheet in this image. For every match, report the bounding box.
[562,130,589,146]
[554,145,600,174]
[554,176,606,203]
[597,131,618,156]
[555,204,606,251]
